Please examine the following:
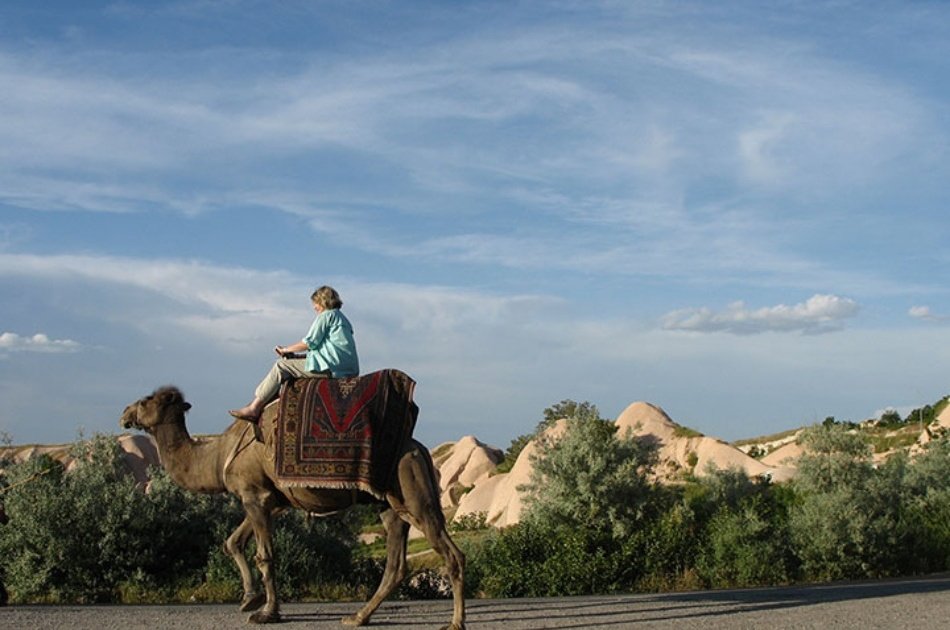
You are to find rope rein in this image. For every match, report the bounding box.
[222,423,255,479]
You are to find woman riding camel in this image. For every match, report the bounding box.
[229,285,359,423]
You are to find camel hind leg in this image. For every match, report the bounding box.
[395,446,466,630]
[342,507,410,627]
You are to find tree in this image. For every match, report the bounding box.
[521,409,657,538]
[498,400,605,473]
[793,422,873,495]
[541,400,602,426]
[877,409,904,429]
[900,436,950,572]
[789,423,905,580]
[905,404,935,429]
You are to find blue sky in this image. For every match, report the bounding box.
[2,1,949,449]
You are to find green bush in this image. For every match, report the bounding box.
[632,501,700,590]
[900,438,950,572]
[521,413,658,538]
[497,400,605,474]
[0,437,235,603]
[788,424,914,580]
[0,434,364,604]
[467,520,627,597]
[697,500,793,587]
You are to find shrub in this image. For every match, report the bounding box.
[0,434,363,604]
[900,437,950,572]
[0,438,236,603]
[450,511,489,533]
[697,499,793,588]
[497,400,604,474]
[521,414,657,538]
[789,424,909,580]
[632,501,700,590]
[467,520,626,597]
[271,510,357,599]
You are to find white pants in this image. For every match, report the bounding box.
[254,358,328,403]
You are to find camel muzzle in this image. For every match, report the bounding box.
[119,404,141,430]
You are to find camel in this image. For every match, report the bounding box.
[120,386,465,629]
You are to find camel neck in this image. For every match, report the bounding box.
[152,422,228,494]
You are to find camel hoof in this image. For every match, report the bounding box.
[439,624,464,630]
[247,609,281,624]
[240,592,266,612]
[341,613,368,627]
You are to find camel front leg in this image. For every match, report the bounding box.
[244,502,280,624]
[222,517,265,612]
[343,507,409,627]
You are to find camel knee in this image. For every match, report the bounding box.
[223,536,240,558]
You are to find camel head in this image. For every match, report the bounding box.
[120,386,192,433]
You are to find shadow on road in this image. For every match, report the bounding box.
[455,574,950,629]
[270,573,950,629]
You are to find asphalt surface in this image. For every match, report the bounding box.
[1,573,947,629]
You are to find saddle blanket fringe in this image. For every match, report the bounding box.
[274,369,418,498]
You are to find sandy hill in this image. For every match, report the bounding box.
[0,435,158,486]
[614,402,797,483]
[430,435,504,508]
[452,405,799,528]
[452,420,569,528]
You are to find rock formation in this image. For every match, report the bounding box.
[614,402,797,483]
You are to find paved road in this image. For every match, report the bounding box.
[1,574,947,629]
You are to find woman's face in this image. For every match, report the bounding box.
[312,300,325,314]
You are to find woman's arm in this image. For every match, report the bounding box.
[275,340,308,357]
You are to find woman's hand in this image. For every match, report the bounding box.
[276,341,305,357]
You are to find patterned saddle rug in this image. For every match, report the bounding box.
[273,369,418,498]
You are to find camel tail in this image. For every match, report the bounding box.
[412,439,447,524]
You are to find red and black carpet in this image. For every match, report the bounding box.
[274,369,418,498]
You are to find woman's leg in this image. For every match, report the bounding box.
[231,358,309,420]
[255,358,310,402]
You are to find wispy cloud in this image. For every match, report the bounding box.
[909,305,950,323]
[661,294,860,335]
[0,332,80,354]
[0,6,941,310]
[0,252,560,360]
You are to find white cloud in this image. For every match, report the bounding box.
[909,305,950,323]
[661,294,860,335]
[0,332,80,353]
[0,252,560,361]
